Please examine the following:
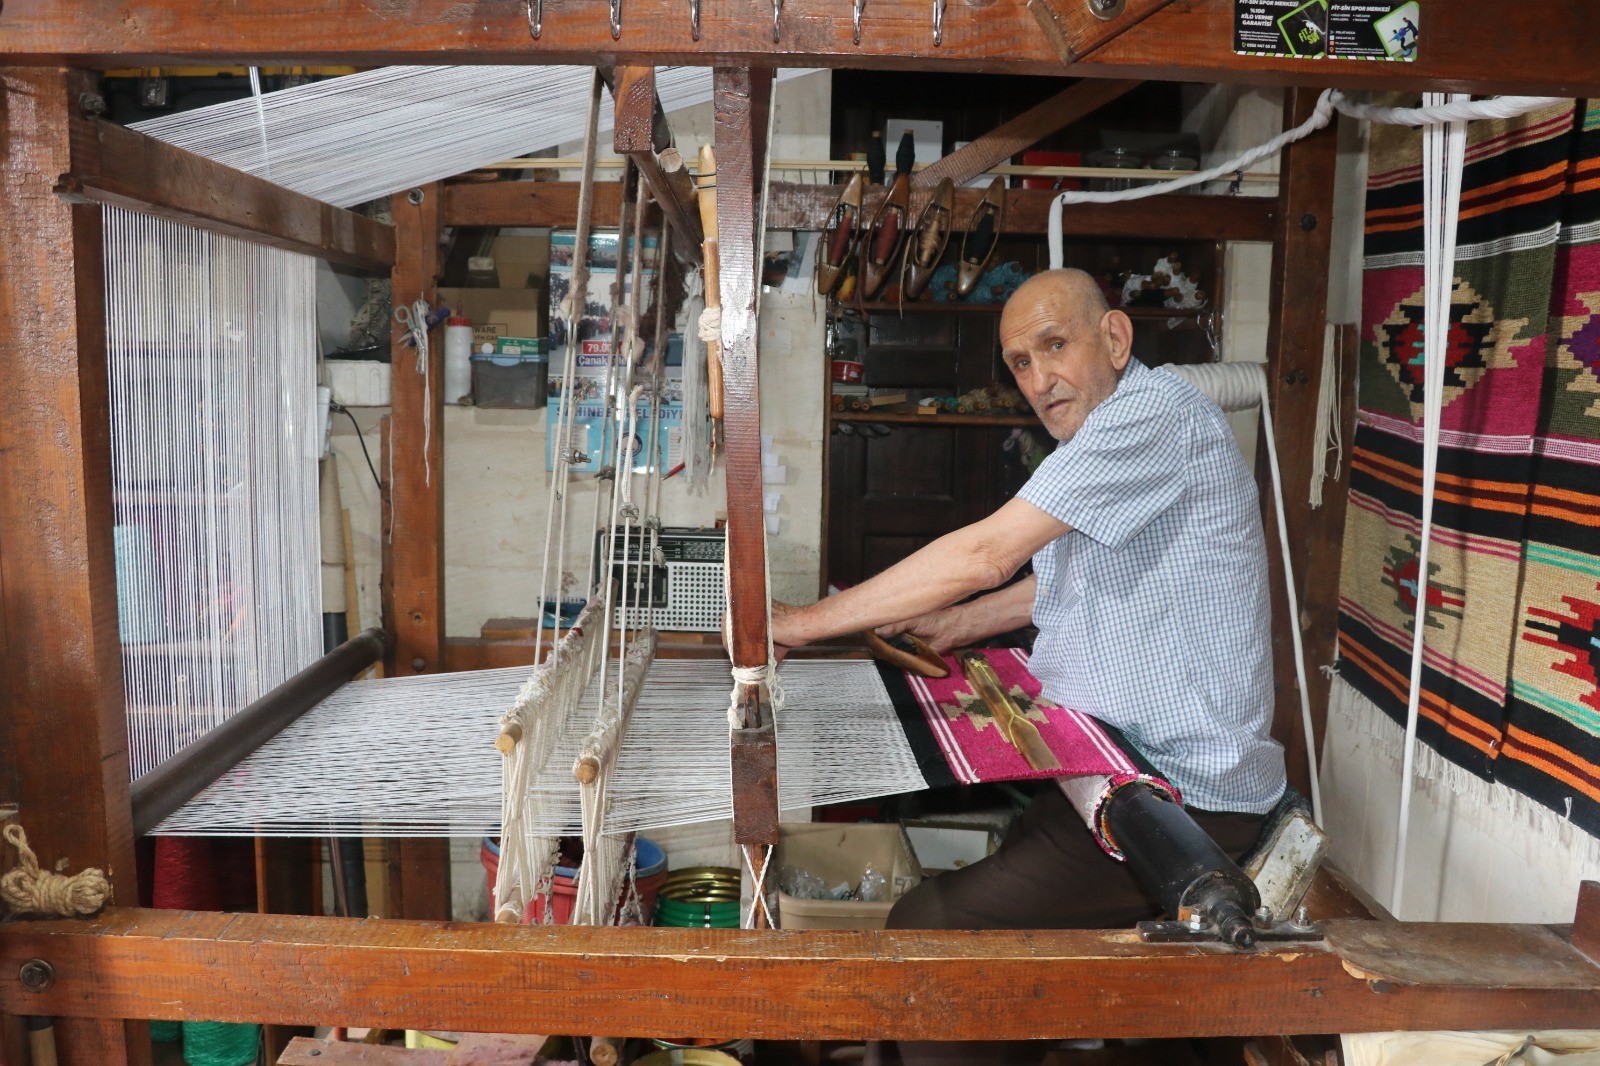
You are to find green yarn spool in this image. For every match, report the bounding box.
[149,1020,181,1043]
[182,1020,259,1066]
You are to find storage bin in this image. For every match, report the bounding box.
[774,823,922,930]
[471,341,547,409]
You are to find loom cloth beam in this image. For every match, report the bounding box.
[0,2,1596,96]
[3,903,1600,1040]
[130,629,387,836]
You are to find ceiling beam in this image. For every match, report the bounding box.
[62,111,394,272]
[0,1,1594,96]
[911,77,1141,189]
[3,907,1600,1039]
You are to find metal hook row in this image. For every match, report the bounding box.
[523,0,948,46]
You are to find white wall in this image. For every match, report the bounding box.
[1322,680,1600,922]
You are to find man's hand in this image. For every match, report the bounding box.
[875,606,968,654]
[722,600,802,663]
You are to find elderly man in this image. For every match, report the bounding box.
[770,268,1285,936]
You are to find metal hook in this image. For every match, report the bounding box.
[772,0,783,41]
[933,0,946,45]
[853,0,864,44]
[526,0,541,38]
[611,0,622,38]
[690,0,701,40]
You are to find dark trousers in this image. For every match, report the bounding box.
[885,786,1265,1064]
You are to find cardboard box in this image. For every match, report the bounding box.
[775,823,922,930]
[438,287,547,343]
[901,819,1000,875]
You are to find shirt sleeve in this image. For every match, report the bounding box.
[1016,382,1188,551]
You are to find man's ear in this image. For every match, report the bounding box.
[1103,309,1135,369]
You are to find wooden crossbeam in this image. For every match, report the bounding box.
[912,78,1141,189]
[60,109,392,272]
[2,907,1599,1039]
[1028,0,1178,64]
[0,2,1593,96]
[611,65,704,258]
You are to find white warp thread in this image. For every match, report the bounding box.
[131,67,814,209]
[154,658,927,837]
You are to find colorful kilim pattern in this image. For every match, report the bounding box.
[1338,99,1600,835]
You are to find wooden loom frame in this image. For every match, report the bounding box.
[2,4,1600,1063]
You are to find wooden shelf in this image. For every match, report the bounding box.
[851,300,1206,319]
[831,409,1039,428]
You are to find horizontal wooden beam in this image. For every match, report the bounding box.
[0,1,1594,95]
[61,114,393,272]
[2,908,1598,1040]
[443,180,635,229]
[768,184,1278,241]
[450,179,1276,241]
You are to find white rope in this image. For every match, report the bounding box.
[1392,93,1469,919]
[698,306,723,342]
[1046,91,1566,270]
[743,842,776,929]
[1161,361,1321,822]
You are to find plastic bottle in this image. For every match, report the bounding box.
[443,317,474,404]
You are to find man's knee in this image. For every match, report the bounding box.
[885,878,952,930]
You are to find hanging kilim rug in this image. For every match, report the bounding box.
[1337,98,1600,836]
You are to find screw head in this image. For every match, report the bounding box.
[78,92,107,118]
[407,188,425,205]
[18,958,55,993]
[411,657,427,671]
[1255,906,1273,922]
[1299,212,1319,231]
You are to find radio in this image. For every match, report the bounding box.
[593,526,726,631]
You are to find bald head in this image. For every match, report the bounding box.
[998,268,1133,442]
[1001,269,1110,334]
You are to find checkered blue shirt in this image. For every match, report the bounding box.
[1017,359,1285,814]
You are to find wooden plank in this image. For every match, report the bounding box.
[61,108,392,272]
[912,78,1140,189]
[1259,88,1338,802]
[612,65,703,257]
[1027,0,1176,64]
[4,909,1600,1040]
[441,180,633,230]
[382,182,451,923]
[0,1,1594,95]
[0,65,148,1066]
[767,184,1278,241]
[1575,880,1600,965]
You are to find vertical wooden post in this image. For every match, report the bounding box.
[0,66,149,1066]
[713,66,780,925]
[382,182,452,920]
[1261,88,1339,801]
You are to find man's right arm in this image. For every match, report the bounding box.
[875,574,1037,653]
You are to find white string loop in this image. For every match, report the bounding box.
[698,306,723,343]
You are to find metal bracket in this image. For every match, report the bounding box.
[1139,910,1324,949]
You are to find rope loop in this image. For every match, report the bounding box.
[697,307,723,343]
[1,824,112,917]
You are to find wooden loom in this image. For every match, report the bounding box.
[2,4,1600,1064]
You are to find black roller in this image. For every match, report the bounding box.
[1102,782,1261,948]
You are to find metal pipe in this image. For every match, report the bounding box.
[129,628,388,836]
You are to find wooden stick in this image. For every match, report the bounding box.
[696,143,724,422]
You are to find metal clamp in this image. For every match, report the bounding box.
[611,0,622,38]
[526,0,541,38]
[853,0,865,44]
[772,0,783,41]
[933,0,946,45]
[690,0,701,39]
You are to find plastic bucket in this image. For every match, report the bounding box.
[482,836,667,924]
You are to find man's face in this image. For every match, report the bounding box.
[999,289,1130,442]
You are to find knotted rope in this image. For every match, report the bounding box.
[1,824,112,917]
